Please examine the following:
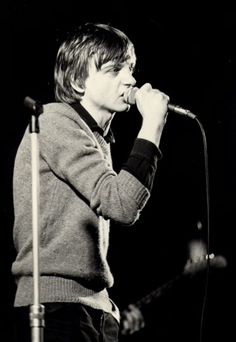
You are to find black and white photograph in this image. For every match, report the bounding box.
[3,2,235,341]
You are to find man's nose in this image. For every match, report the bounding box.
[123,71,136,87]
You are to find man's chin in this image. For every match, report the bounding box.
[114,103,131,113]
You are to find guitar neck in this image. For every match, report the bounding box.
[132,255,226,309]
[135,274,183,309]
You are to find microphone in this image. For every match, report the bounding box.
[24,96,43,116]
[124,87,196,119]
[24,96,43,133]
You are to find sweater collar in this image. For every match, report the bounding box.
[70,102,115,144]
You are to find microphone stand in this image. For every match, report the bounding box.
[24,97,45,342]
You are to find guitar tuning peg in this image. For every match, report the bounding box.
[205,253,215,260]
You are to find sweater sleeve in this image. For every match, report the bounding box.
[39,108,153,225]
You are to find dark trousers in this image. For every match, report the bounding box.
[13,303,119,342]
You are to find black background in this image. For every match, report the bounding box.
[2,2,235,341]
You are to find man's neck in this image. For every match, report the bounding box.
[80,100,115,134]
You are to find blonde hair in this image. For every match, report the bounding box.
[54,23,135,103]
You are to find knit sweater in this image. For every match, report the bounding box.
[12,103,151,320]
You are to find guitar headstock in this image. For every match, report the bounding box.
[183,254,227,276]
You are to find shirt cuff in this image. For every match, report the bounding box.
[130,138,162,161]
[121,138,162,190]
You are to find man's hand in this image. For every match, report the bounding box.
[120,304,145,335]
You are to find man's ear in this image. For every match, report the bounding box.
[71,80,85,94]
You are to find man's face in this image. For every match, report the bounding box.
[81,48,137,115]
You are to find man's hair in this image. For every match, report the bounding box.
[54,23,134,103]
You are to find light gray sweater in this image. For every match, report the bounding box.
[12,103,150,319]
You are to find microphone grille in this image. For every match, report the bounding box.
[124,87,138,105]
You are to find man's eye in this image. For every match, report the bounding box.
[112,66,121,73]
[129,65,136,74]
